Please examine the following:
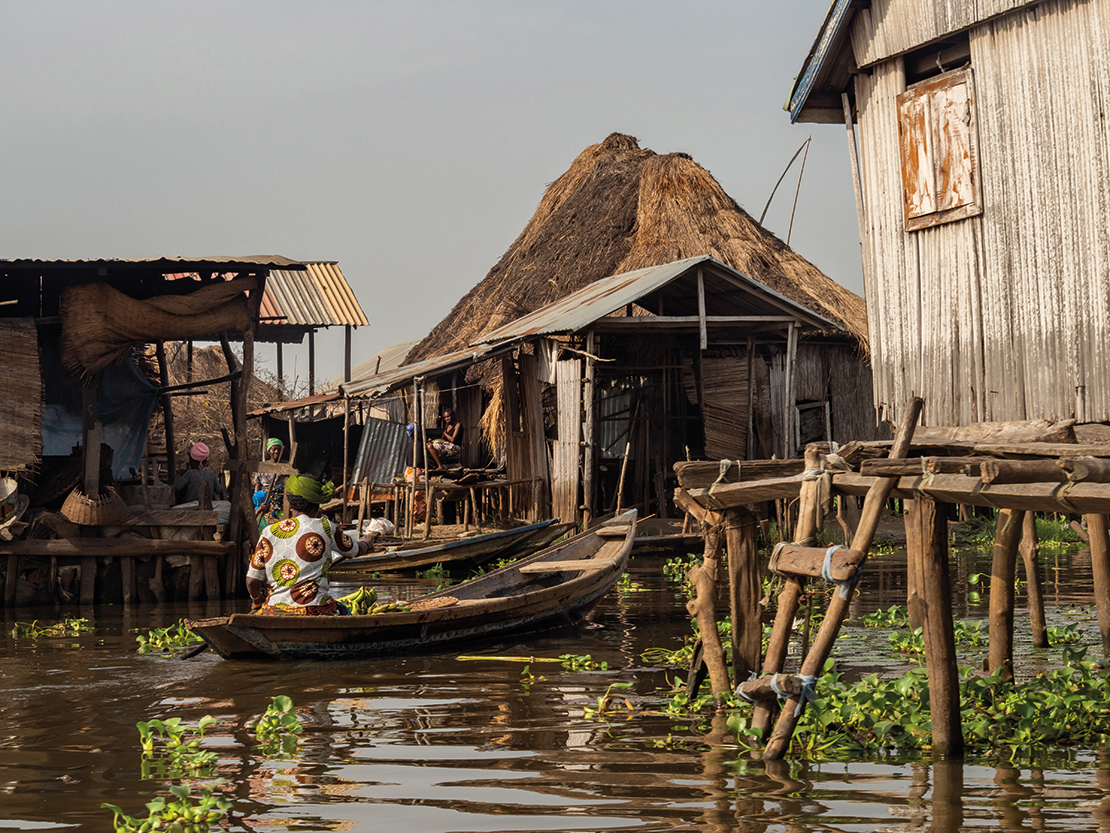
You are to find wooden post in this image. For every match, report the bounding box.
[155,344,176,489]
[784,322,798,460]
[344,324,352,383]
[725,507,762,682]
[988,508,1023,682]
[1087,514,1110,656]
[1019,512,1048,648]
[746,335,755,460]
[308,329,316,395]
[905,494,926,630]
[685,521,730,702]
[751,444,822,739]
[763,396,923,760]
[341,396,351,522]
[421,383,432,539]
[583,329,597,528]
[910,494,963,757]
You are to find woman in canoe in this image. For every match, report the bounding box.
[246,474,378,615]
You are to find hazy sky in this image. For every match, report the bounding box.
[2,1,860,389]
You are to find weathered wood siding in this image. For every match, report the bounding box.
[850,0,1042,67]
[552,359,581,525]
[854,0,1110,426]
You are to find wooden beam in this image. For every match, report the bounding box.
[832,471,1110,514]
[0,538,235,557]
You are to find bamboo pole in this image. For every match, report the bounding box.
[1087,514,1110,656]
[762,396,923,760]
[1019,511,1048,648]
[988,509,1024,682]
[911,494,963,757]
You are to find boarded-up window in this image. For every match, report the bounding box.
[897,67,982,231]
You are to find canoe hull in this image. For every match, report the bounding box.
[188,511,635,661]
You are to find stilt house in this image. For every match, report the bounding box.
[789,0,1110,427]
[341,134,885,527]
[0,256,302,607]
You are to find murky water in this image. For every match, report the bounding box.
[2,542,1109,832]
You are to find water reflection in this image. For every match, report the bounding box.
[0,545,1107,831]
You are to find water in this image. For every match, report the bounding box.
[2,543,1109,832]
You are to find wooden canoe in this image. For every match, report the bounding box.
[329,518,566,575]
[186,510,636,660]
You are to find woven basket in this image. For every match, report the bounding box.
[60,486,130,526]
[409,596,458,611]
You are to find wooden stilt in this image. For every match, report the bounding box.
[911,494,963,757]
[1019,511,1048,648]
[80,556,96,605]
[762,396,923,760]
[988,508,1023,682]
[905,494,925,630]
[685,521,730,702]
[120,557,134,605]
[725,507,761,682]
[1087,514,1110,656]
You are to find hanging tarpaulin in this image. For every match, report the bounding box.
[0,318,44,472]
[38,334,157,480]
[59,276,257,376]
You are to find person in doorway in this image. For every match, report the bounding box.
[426,408,463,469]
[245,474,379,615]
[174,442,225,504]
[253,437,287,529]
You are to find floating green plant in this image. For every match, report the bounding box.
[102,785,231,833]
[135,620,198,654]
[254,695,303,756]
[560,653,608,671]
[858,604,910,629]
[137,715,218,778]
[11,617,90,638]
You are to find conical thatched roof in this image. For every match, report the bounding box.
[407,132,867,364]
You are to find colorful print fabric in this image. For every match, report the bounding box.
[246,514,359,614]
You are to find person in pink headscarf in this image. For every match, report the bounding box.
[174,441,225,504]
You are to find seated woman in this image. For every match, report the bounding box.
[253,438,287,529]
[426,408,463,470]
[245,474,378,615]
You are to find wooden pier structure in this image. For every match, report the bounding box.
[676,397,1110,759]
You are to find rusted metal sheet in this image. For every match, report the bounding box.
[553,359,582,525]
[262,262,369,327]
[898,69,982,230]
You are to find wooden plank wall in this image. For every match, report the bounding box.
[854,0,1110,428]
[553,359,581,526]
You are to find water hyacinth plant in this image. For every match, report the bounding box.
[102,785,231,833]
[137,715,218,778]
[254,695,303,755]
[135,620,198,654]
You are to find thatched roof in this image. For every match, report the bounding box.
[407,132,867,364]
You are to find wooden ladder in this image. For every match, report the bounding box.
[737,397,923,760]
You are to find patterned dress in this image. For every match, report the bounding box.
[246,513,360,615]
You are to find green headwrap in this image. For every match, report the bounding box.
[266,437,284,451]
[284,474,335,504]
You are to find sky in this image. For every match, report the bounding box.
[1,1,860,391]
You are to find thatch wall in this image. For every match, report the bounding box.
[0,319,43,473]
[407,132,868,364]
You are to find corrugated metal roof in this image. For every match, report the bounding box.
[472,255,840,344]
[248,390,341,417]
[261,262,369,327]
[786,0,855,123]
[0,255,305,271]
[341,345,507,400]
